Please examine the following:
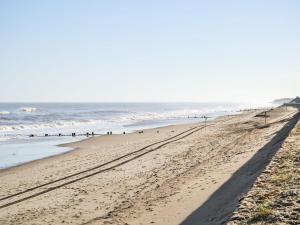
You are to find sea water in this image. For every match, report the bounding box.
[0,102,273,169]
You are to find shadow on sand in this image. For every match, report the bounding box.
[180,111,300,225]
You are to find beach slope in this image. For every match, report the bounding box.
[0,107,298,225]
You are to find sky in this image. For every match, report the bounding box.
[0,0,299,103]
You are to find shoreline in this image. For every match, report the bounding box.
[0,122,204,173]
[0,106,295,225]
[0,110,238,172]
[0,103,274,171]
[0,124,196,173]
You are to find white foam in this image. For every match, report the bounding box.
[0,120,97,132]
[19,107,37,113]
[0,110,201,132]
[0,136,10,142]
[108,109,224,124]
[0,104,250,142]
[0,111,10,115]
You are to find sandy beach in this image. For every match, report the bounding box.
[228,114,300,224]
[0,106,298,225]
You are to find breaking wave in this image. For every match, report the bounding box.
[0,120,99,132]
[19,107,37,113]
[0,108,236,133]
[0,111,10,115]
[0,102,255,142]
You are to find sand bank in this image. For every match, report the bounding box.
[0,106,298,225]
[228,115,300,224]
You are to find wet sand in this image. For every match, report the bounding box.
[0,106,298,225]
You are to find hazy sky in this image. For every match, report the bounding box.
[0,0,299,103]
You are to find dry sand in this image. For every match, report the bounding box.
[228,117,300,224]
[0,106,298,225]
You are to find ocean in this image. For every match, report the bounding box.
[0,102,272,169]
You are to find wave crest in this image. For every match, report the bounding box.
[19,107,37,113]
[0,111,10,115]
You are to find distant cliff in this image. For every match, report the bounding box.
[272,98,293,104]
